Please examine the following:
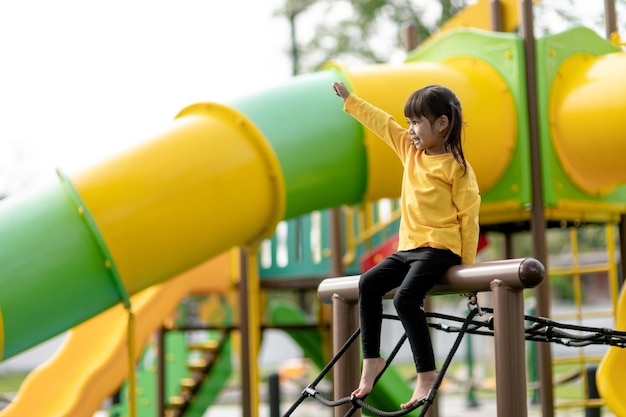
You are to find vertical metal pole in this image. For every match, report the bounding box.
[402,22,419,52]
[491,279,528,417]
[617,214,626,288]
[490,0,503,31]
[332,294,361,417]
[584,366,601,417]
[504,232,514,259]
[269,372,281,417]
[466,315,479,408]
[329,207,359,416]
[239,248,252,417]
[607,0,624,298]
[157,326,166,417]
[604,0,618,40]
[519,1,554,415]
[239,247,261,417]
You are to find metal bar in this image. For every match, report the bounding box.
[490,0,503,31]
[332,294,361,417]
[269,372,281,417]
[319,258,544,417]
[239,248,253,417]
[157,326,166,417]
[617,214,626,287]
[318,258,544,304]
[519,0,554,415]
[491,279,528,417]
[604,0,618,40]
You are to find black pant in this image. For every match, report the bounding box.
[358,247,461,372]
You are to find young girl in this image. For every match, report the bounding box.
[332,81,480,409]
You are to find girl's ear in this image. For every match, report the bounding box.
[437,115,449,133]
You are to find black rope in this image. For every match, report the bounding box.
[283,307,481,417]
[343,319,408,417]
[427,307,626,348]
[282,325,361,417]
[284,303,626,417]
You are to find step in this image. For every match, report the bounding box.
[188,358,209,370]
[188,340,219,351]
[181,377,199,389]
[168,395,186,407]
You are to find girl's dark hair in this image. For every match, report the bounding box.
[403,85,467,172]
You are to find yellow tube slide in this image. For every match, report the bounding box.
[330,57,517,200]
[597,286,626,417]
[70,103,284,295]
[0,252,232,417]
[549,52,626,196]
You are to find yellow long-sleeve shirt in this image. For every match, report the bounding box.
[345,94,481,264]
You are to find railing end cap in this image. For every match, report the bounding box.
[519,257,545,288]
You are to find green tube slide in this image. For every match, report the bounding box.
[0,178,126,359]
[230,70,366,219]
[0,68,367,361]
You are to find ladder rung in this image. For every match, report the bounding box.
[188,358,208,370]
[181,377,198,389]
[188,340,219,351]
[169,396,185,407]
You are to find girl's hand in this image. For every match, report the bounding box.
[332,82,351,102]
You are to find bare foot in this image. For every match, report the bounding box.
[351,357,386,398]
[400,370,437,409]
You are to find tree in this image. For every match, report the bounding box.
[276,0,468,73]
[277,0,626,73]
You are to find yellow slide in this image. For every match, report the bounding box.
[0,252,233,417]
[597,286,626,416]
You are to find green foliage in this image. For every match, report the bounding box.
[277,0,626,73]
[550,275,574,301]
[276,0,467,72]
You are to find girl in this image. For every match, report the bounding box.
[332,81,480,409]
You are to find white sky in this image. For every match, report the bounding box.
[0,0,292,192]
[0,1,622,195]
[0,0,622,372]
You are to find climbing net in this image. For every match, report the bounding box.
[282,297,626,417]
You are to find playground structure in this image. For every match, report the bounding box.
[312,258,546,417]
[0,0,626,416]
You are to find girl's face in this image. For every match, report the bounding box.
[406,115,447,155]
